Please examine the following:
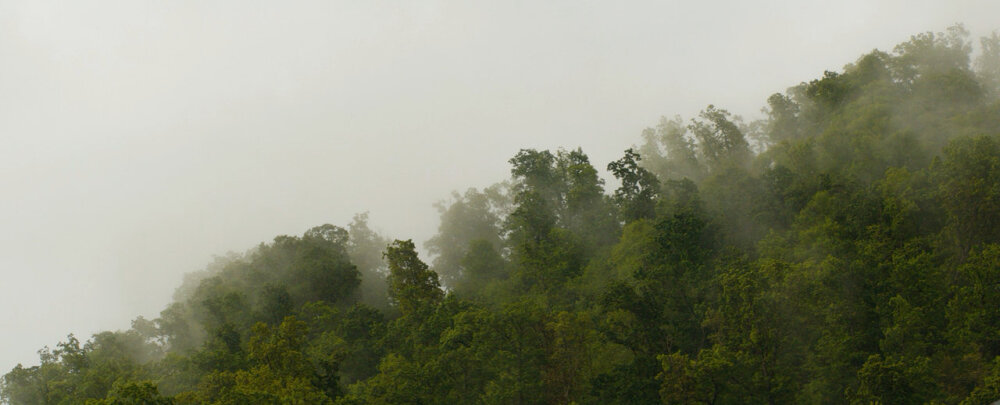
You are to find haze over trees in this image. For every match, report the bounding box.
[5,25,1000,404]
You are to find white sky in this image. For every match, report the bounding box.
[1,0,998,372]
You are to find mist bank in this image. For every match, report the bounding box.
[5,25,1000,404]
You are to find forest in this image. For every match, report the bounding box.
[4,25,1000,404]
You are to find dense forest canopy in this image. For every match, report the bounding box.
[5,25,1000,404]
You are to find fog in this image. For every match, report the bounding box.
[1,0,997,373]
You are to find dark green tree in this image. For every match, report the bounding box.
[608,148,660,222]
[385,239,444,317]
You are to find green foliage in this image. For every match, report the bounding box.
[347,212,393,311]
[690,105,751,171]
[977,31,1000,97]
[639,116,702,181]
[385,239,444,317]
[939,135,1000,253]
[425,186,508,293]
[608,148,661,222]
[87,381,173,405]
[458,239,507,295]
[504,148,620,294]
[7,25,1000,405]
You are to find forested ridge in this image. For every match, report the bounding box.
[5,26,1000,404]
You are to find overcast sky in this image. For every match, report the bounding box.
[1,0,998,372]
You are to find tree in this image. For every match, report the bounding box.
[939,135,1000,253]
[689,105,750,171]
[87,380,174,405]
[188,317,334,404]
[638,116,702,181]
[764,93,802,144]
[425,187,507,291]
[385,239,443,317]
[293,224,361,304]
[559,149,620,251]
[976,31,1000,97]
[457,239,507,295]
[608,148,660,222]
[347,212,393,310]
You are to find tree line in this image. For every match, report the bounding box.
[4,25,1000,404]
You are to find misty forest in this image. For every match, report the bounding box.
[6,26,1000,405]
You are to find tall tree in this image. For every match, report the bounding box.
[425,186,507,291]
[347,212,392,310]
[385,240,444,317]
[690,105,751,171]
[608,148,660,222]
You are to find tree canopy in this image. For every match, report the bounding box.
[5,25,1000,405]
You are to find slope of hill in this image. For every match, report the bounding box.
[4,26,1000,404]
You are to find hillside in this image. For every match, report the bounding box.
[4,26,1000,404]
